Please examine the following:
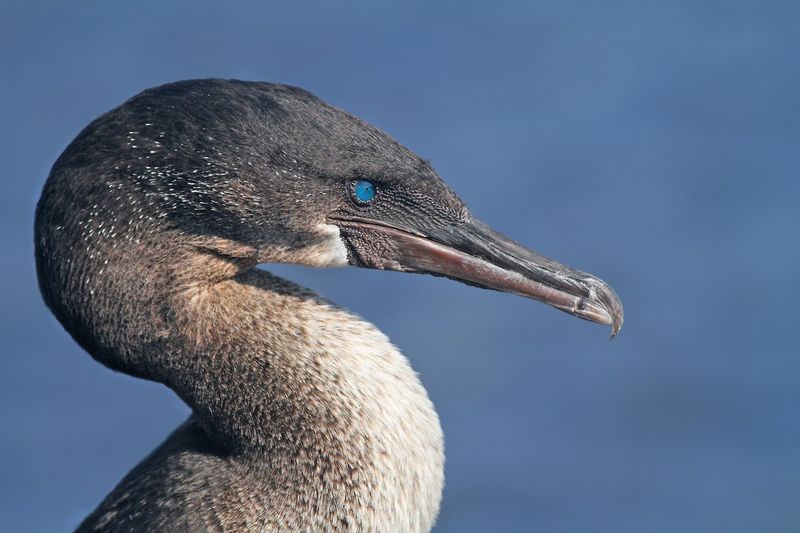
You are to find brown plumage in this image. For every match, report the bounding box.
[36,79,621,532]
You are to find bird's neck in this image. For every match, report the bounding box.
[48,237,444,530]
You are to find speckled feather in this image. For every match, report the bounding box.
[35,79,453,532]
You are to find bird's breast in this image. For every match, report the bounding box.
[174,269,445,531]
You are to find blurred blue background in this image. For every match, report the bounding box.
[2,1,798,531]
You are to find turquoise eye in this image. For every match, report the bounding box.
[353,180,376,203]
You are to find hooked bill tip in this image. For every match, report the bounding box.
[576,283,623,340]
[607,302,624,340]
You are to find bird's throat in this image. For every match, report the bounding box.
[175,261,446,530]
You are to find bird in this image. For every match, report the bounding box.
[35,79,623,532]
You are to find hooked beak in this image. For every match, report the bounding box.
[333,216,623,338]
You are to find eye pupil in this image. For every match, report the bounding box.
[354,180,376,203]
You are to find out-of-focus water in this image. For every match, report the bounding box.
[2,2,798,531]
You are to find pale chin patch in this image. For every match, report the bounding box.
[304,224,349,267]
[255,224,349,268]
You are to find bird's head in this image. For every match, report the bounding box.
[40,79,622,337]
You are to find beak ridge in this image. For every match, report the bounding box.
[334,216,623,337]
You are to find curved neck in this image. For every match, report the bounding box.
[40,232,444,530]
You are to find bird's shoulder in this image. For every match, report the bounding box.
[75,417,267,532]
